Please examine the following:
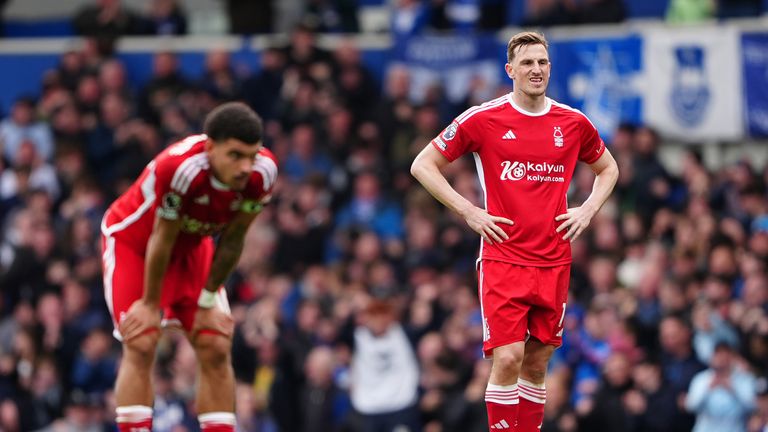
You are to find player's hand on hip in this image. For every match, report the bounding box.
[192,305,234,339]
[555,205,596,242]
[463,206,514,245]
[120,299,161,341]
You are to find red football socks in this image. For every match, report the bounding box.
[517,378,546,432]
[485,382,519,430]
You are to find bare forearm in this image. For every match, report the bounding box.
[411,161,475,217]
[583,164,619,215]
[204,233,245,292]
[143,234,173,306]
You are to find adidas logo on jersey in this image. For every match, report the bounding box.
[502,130,516,140]
[491,419,511,429]
[193,194,210,205]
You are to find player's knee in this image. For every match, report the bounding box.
[522,364,547,383]
[522,350,553,382]
[123,333,159,367]
[193,334,231,369]
[494,348,524,374]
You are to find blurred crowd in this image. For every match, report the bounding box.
[0,21,767,432]
[64,0,766,40]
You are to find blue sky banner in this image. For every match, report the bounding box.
[743,33,768,137]
[547,35,643,142]
[393,34,502,103]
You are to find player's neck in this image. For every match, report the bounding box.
[210,171,231,190]
[511,91,547,114]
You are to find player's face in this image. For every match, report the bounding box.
[206,138,262,191]
[506,44,551,98]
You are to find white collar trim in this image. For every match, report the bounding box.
[507,94,551,117]
[210,175,230,191]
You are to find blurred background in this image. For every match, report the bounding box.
[0,0,767,431]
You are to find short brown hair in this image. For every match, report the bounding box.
[507,31,549,63]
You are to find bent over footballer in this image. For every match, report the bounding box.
[100,102,277,432]
[411,32,619,431]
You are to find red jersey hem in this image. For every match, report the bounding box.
[479,255,572,268]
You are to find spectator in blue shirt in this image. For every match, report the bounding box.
[686,341,757,432]
[0,97,54,164]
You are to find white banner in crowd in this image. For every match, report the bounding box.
[642,27,744,141]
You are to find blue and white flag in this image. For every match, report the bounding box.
[743,33,768,137]
[392,34,501,103]
[548,35,644,142]
[643,27,743,141]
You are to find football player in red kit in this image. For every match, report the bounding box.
[101,102,277,432]
[411,32,619,431]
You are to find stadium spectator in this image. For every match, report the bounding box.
[305,0,360,33]
[282,124,334,183]
[72,0,148,37]
[200,50,242,102]
[666,0,716,22]
[0,97,54,164]
[243,47,286,122]
[660,314,707,430]
[350,297,420,432]
[686,341,757,432]
[221,0,274,34]
[139,52,190,126]
[146,0,187,36]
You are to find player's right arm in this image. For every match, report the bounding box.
[119,148,193,341]
[411,144,513,245]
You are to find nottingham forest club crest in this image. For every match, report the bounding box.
[553,126,564,147]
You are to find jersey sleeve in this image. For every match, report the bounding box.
[577,115,606,164]
[430,113,478,162]
[153,156,197,221]
[241,148,279,213]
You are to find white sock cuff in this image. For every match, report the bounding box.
[518,378,546,389]
[199,412,236,425]
[486,382,519,392]
[116,405,153,423]
[486,383,519,405]
[518,379,547,404]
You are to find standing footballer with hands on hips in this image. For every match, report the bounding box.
[411,31,619,431]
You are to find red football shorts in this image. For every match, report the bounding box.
[100,232,214,341]
[478,260,570,357]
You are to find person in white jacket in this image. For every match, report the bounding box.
[350,296,421,432]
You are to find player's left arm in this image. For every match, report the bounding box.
[555,149,619,242]
[192,209,262,338]
[204,210,259,295]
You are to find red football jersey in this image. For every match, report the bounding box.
[431,94,605,266]
[102,134,278,253]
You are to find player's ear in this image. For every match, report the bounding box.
[505,63,514,80]
[204,138,215,153]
